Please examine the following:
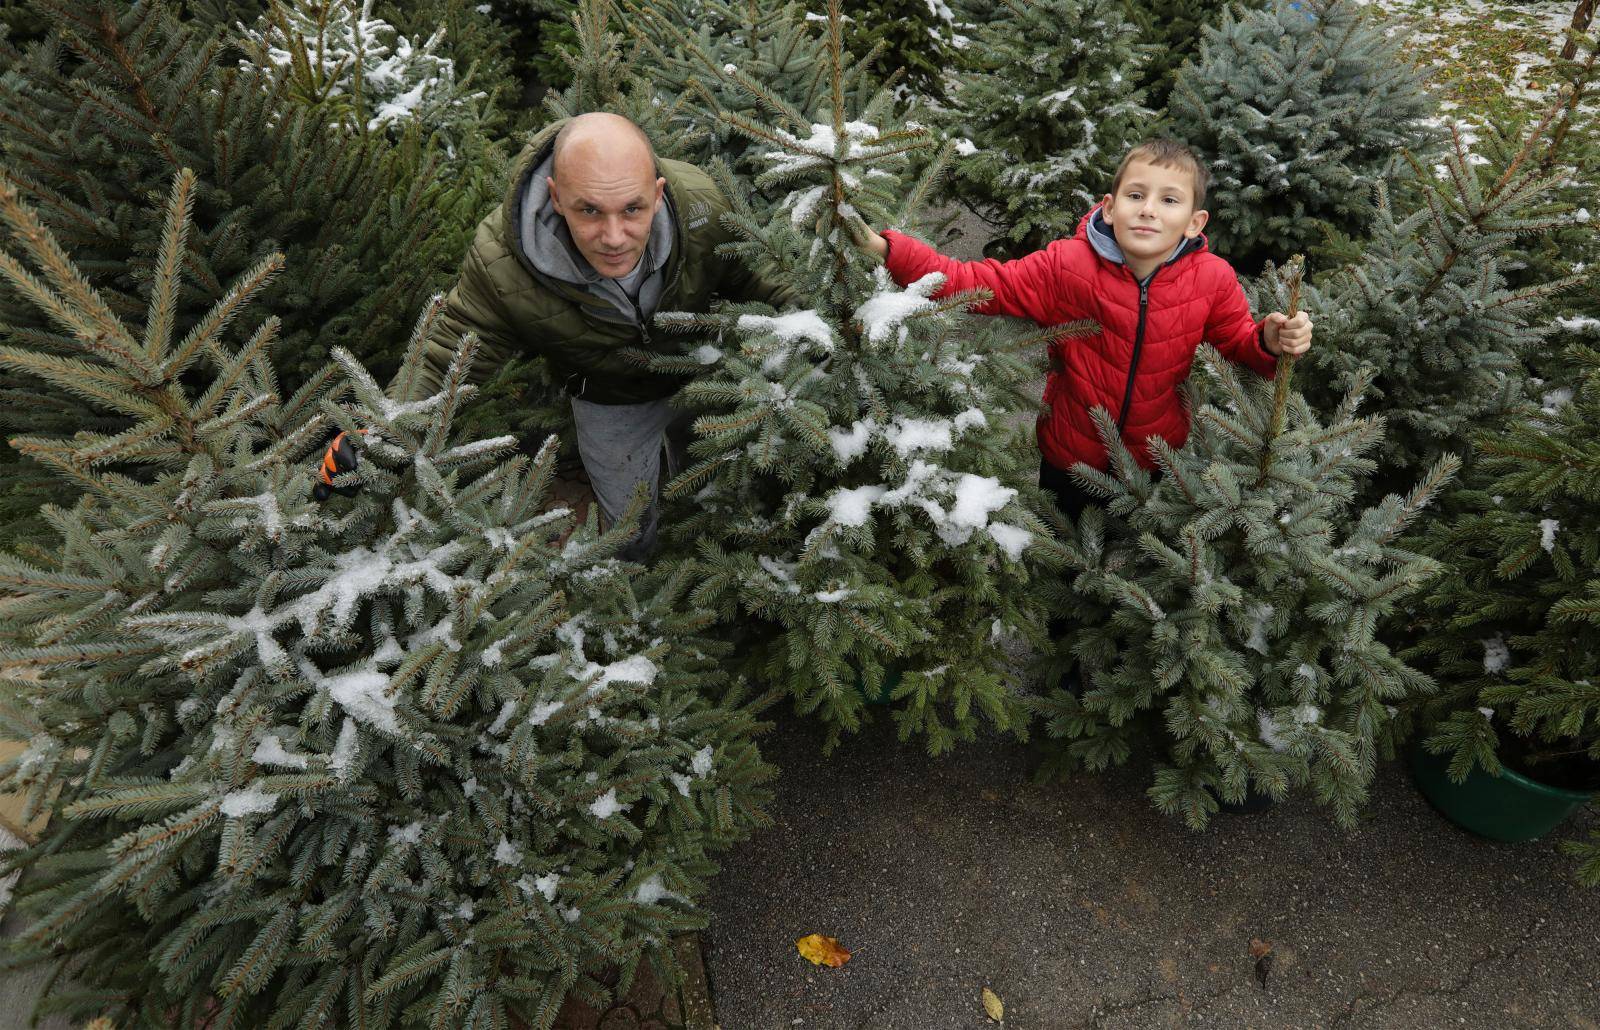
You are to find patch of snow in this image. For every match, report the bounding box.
[388,821,424,845]
[488,700,517,735]
[252,734,308,769]
[826,485,887,527]
[588,789,627,820]
[1482,635,1511,674]
[529,700,564,726]
[884,416,954,456]
[494,836,522,865]
[302,661,398,734]
[953,408,986,433]
[828,419,876,463]
[737,310,836,351]
[220,787,279,818]
[1258,704,1320,752]
[789,185,827,227]
[634,873,685,906]
[329,719,359,780]
[1538,518,1559,552]
[987,522,1031,559]
[854,268,945,344]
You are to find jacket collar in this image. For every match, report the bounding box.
[1079,204,1206,277]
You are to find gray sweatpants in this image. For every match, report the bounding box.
[570,395,692,562]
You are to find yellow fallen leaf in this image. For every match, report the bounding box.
[982,986,1004,1021]
[795,933,851,968]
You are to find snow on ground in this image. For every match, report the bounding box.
[1355,0,1595,117]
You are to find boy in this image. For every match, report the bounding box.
[856,139,1313,520]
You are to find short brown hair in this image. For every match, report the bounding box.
[1110,139,1210,208]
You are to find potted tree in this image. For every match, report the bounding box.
[1404,340,1599,882]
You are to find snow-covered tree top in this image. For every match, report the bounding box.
[241,0,486,138]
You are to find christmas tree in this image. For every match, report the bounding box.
[539,0,683,142]
[1036,261,1459,828]
[1168,0,1439,274]
[0,170,774,1026]
[238,0,496,159]
[625,0,882,199]
[1304,103,1585,494]
[1121,0,1257,114]
[639,4,1075,754]
[0,1,465,548]
[935,0,1150,256]
[1405,338,1600,885]
[841,0,958,102]
[1492,25,1600,391]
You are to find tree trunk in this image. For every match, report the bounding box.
[1561,0,1595,61]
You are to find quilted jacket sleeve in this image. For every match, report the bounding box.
[1203,262,1278,379]
[392,230,521,401]
[881,230,1082,326]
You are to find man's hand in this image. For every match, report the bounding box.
[1263,311,1313,359]
[842,211,888,262]
[312,430,365,501]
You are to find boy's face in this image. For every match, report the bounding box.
[1100,160,1209,267]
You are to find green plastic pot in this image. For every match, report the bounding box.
[1408,743,1593,843]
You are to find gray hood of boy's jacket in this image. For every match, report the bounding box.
[1085,206,1204,280]
[517,150,676,325]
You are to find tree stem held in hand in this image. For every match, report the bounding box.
[1257,254,1304,487]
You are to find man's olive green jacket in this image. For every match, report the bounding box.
[406,118,788,405]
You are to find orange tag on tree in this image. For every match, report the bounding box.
[796,933,852,968]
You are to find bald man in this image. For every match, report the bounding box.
[372,113,791,559]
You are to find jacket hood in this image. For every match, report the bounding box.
[1078,204,1206,274]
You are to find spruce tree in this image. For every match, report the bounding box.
[238,0,497,159]
[935,0,1150,256]
[0,170,774,1026]
[841,0,957,102]
[482,0,581,96]
[1405,339,1600,885]
[0,1,464,548]
[625,0,882,201]
[1168,0,1439,274]
[539,0,682,143]
[1497,25,1600,390]
[1304,106,1585,493]
[1120,0,1257,114]
[640,5,1074,754]
[1036,261,1459,828]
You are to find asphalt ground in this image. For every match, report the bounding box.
[701,712,1600,1030]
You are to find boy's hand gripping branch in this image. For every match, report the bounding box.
[844,211,888,262]
[1262,308,1313,358]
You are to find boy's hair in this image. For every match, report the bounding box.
[1110,139,1210,208]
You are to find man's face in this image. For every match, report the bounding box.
[547,150,666,279]
[1100,160,1209,266]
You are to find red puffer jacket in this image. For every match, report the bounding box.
[882,207,1276,472]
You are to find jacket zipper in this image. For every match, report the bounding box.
[628,294,652,349]
[1115,269,1157,435]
